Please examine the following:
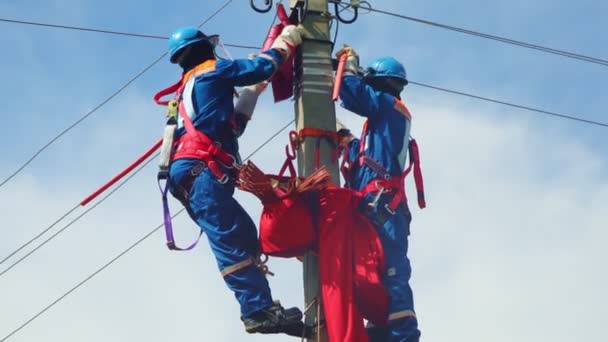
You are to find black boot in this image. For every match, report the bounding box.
[242,301,312,338]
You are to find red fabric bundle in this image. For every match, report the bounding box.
[237,160,330,258]
[261,3,294,103]
[317,187,389,342]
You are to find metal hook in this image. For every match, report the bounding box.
[287,130,299,159]
[334,0,358,24]
[251,0,273,13]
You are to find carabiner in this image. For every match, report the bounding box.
[288,130,299,159]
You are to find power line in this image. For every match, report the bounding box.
[0,0,234,192]
[0,118,294,342]
[0,204,79,267]
[0,153,157,279]
[0,210,173,342]
[0,111,296,277]
[409,81,608,128]
[0,0,279,273]
[0,17,259,50]
[330,0,608,67]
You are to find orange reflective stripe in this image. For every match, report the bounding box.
[388,309,417,321]
[182,59,217,86]
[221,258,254,277]
[394,98,412,120]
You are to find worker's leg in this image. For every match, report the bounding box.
[171,165,305,336]
[184,168,273,316]
[371,204,421,342]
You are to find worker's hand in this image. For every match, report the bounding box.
[336,118,355,146]
[243,81,269,95]
[271,25,304,59]
[336,44,358,59]
[336,44,359,76]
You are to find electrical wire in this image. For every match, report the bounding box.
[0,0,286,279]
[0,118,295,342]
[0,204,79,267]
[409,81,608,128]
[328,0,608,67]
[0,153,157,279]
[0,0,234,192]
[0,18,258,50]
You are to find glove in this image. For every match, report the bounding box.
[234,82,268,120]
[336,44,357,59]
[271,25,304,60]
[336,44,359,76]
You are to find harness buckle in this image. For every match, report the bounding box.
[384,203,396,216]
[157,168,169,181]
[230,155,242,170]
[368,182,385,209]
[218,174,230,184]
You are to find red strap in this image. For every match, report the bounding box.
[297,127,341,170]
[298,127,341,144]
[338,146,353,186]
[277,3,290,26]
[409,139,426,209]
[153,78,183,106]
[359,140,427,211]
[175,93,237,180]
[359,120,368,157]
[277,131,298,178]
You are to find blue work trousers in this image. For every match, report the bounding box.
[169,160,273,317]
[365,197,421,342]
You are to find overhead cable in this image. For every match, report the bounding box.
[0,118,295,342]
[0,0,234,191]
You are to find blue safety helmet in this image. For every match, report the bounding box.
[168,26,218,64]
[365,57,408,85]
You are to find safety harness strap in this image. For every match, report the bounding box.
[355,111,426,211]
[153,61,236,251]
[158,175,203,251]
[297,127,340,169]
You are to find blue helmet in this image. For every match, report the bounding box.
[168,27,218,63]
[365,57,408,84]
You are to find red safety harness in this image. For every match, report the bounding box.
[154,60,241,184]
[153,60,241,251]
[341,100,426,215]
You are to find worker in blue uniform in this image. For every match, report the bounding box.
[336,45,422,342]
[165,26,307,337]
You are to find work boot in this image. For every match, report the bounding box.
[242,301,312,338]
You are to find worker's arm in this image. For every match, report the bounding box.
[232,82,268,137]
[336,45,390,119]
[218,25,303,86]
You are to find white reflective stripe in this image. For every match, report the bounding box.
[388,309,417,321]
[178,77,196,130]
[258,53,279,72]
[397,119,411,168]
[221,258,254,277]
[177,63,216,129]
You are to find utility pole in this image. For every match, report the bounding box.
[290,0,338,340]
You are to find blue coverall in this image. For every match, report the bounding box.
[168,50,284,318]
[340,75,421,342]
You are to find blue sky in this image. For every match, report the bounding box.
[1,1,607,341]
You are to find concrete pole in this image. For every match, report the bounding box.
[290,0,338,340]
